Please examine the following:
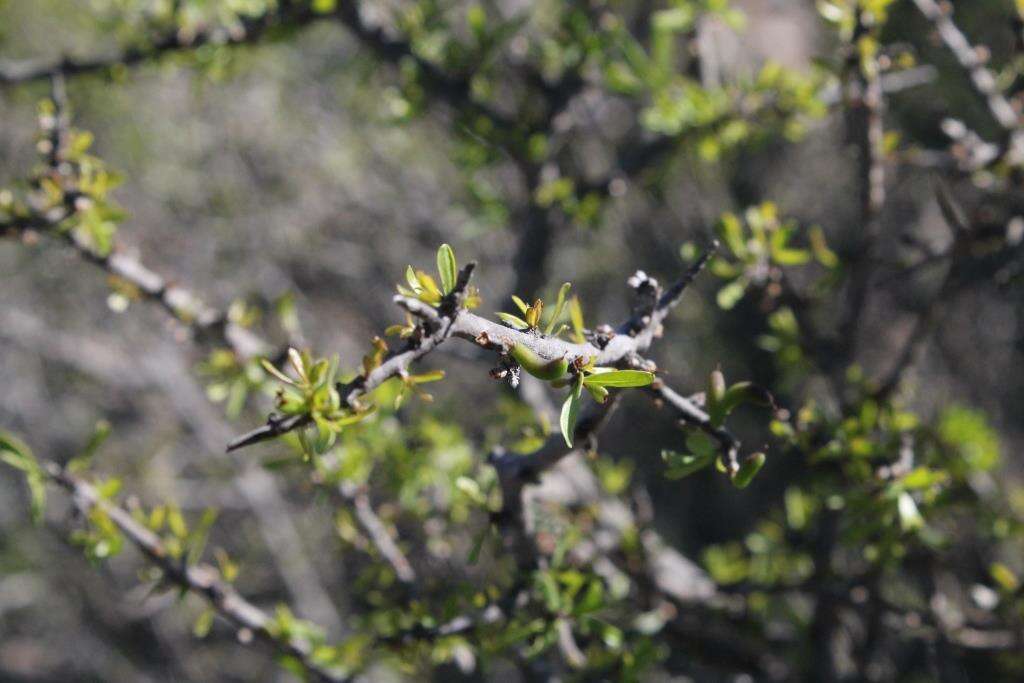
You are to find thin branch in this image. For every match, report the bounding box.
[42,462,348,683]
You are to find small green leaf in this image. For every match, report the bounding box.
[193,608,215,638]
[497,312,530,329]
[582,369,653,388]
[662,450,714,479]
[772,247,811,266]
[810,226,839,268]
[901,467,948,491]
[568,296,585,343]
[260,358,296,386]
[415,270,442,301]
[716,280,747,310]
[711,381,774,426]
[545,282,571,335]
[990,562,1019,592]
[408,369,446,384]
[511,295,530,315]
[732,452,766,489]
[560,375,584,447]
[0,431,34,473]
[405,265,421,292]
[584,382,609,404]
[685,432,716,458]
[717,213,747,258]
[437,243,457,295]
[455,476,486,505]
[0,431,46,523]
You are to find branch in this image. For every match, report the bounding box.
[0,4,320,86]
[41,462,348,683]
[911,0,1020,132]
[4,80,275,362]
[838,10,888,372]
[338,483,417,585]
[231,246,715,451]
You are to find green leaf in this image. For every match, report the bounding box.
[69,419,111,473]
[685,432,716,458]
[901,467,948,491]
[582,370,654,388]
[496,312,530,330]
[662,449,714,479]
[405,265,421,292]
[810,226,839,268]
[545,283,571,335]
[772,247,811,266]
[455,476,486,505]
[990,562,1019,592]
[584,382,609,404]
[261,358,296,386]
[568,296,585,343]
[717,213,747,258]
[716,280,747,310]
[711,381,774,426]
[193,608,215,638]
[436,243,457,295]
[187,508,219,566]
[732,452,766,489]
[0,431,33,472]
[0,431,46,523]
[511,295,530,315]
[560,375,584,447]
[415,270,442,301]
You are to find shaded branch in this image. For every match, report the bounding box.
[911,0,1020,132]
